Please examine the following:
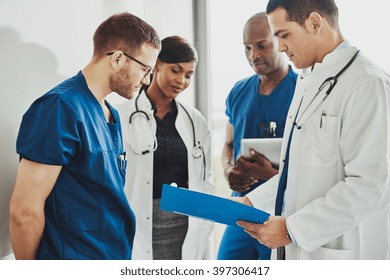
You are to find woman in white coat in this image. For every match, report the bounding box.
[237,0,390,260]
[115,36,214,260]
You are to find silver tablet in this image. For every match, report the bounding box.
[241,138,283,164]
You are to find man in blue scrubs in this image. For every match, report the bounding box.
[9,12,161,260]
[218,12,297,260]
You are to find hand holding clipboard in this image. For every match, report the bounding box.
[160,184,270,227]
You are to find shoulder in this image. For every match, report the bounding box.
[276,66,298,91]
[227,74,258,102]
[287,66,298,82]
[114,99,135,117]
[232,74,259,90]
[329,53,390,111]
[342,54,390,96]
[178,102,207,125]
[28,87,78,118]
[354,55,389,81]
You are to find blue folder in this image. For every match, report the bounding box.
[160,184,270,227]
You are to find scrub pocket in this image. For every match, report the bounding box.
[69,211,126,259]
[118,153,127,178]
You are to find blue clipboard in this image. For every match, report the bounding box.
[160,184,270,227]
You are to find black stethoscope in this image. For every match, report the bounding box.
[129,91,204,159]
[293,50,360,129]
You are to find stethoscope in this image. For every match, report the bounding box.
[129,90,205,155]
[293,50,360,129]
[128,91,206,180]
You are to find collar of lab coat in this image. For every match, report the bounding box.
[136,90,154,112]
[138,89,183,116]
[312,41,355,73]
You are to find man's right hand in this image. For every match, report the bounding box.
[224,165,258,192]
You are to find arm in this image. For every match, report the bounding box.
[221,122,256,192]
[9,158,62,259]
[221,121,235,179]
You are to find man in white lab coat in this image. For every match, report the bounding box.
[237,0,390,259]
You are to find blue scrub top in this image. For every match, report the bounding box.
[226,67,297,196]
[16,71,135,259]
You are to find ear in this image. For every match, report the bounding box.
[306,12,323,34]
[154,58,162,72]
[108,51,125,70]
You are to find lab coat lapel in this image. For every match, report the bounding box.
[295,47,359,126]
[175,100,193,151]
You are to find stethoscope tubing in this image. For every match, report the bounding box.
[130,91,204,156]
[129,91,207,180]
[293,50,360,129]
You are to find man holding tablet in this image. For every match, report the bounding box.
[218,12,297,260]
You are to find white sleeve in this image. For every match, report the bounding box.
[246,174,279,216]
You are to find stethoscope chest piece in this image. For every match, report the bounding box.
[192,145,203,158]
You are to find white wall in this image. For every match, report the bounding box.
[0,0,194,259]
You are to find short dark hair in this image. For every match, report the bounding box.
[266,0,339,28]
[158,36,198,64]
[92,12,161,59]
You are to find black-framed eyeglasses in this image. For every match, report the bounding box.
[106,51,153,78]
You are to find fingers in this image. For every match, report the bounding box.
[237,151,270,169]
[236,156,254,165]
[249,149,270,162]
[237,221,263,240]
[237,217,291,249]
[230,185,251,192]
[236,220,260,232]
[229,179,255,192]
[237,221,266,243]
[228,196,253,206]
[227,167,257,190]
[237,221,275,248]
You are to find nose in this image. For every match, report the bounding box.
[277,38,287,53]
[175,73,186,85]
[249,48,261,61]
[141,73,151,86]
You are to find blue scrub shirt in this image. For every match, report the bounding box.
[225,67,297,196]
[16,71,135,259]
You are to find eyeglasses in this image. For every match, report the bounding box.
[106,51,153,78]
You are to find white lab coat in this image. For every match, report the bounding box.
[248,46,390,260]
[115,92,214,260]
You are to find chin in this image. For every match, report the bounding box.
[117,90,135,100]
[128,90,139,100]
[294,62,311,70]
[254,69,270,76]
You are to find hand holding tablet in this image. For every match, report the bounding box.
[241,138,283,164]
